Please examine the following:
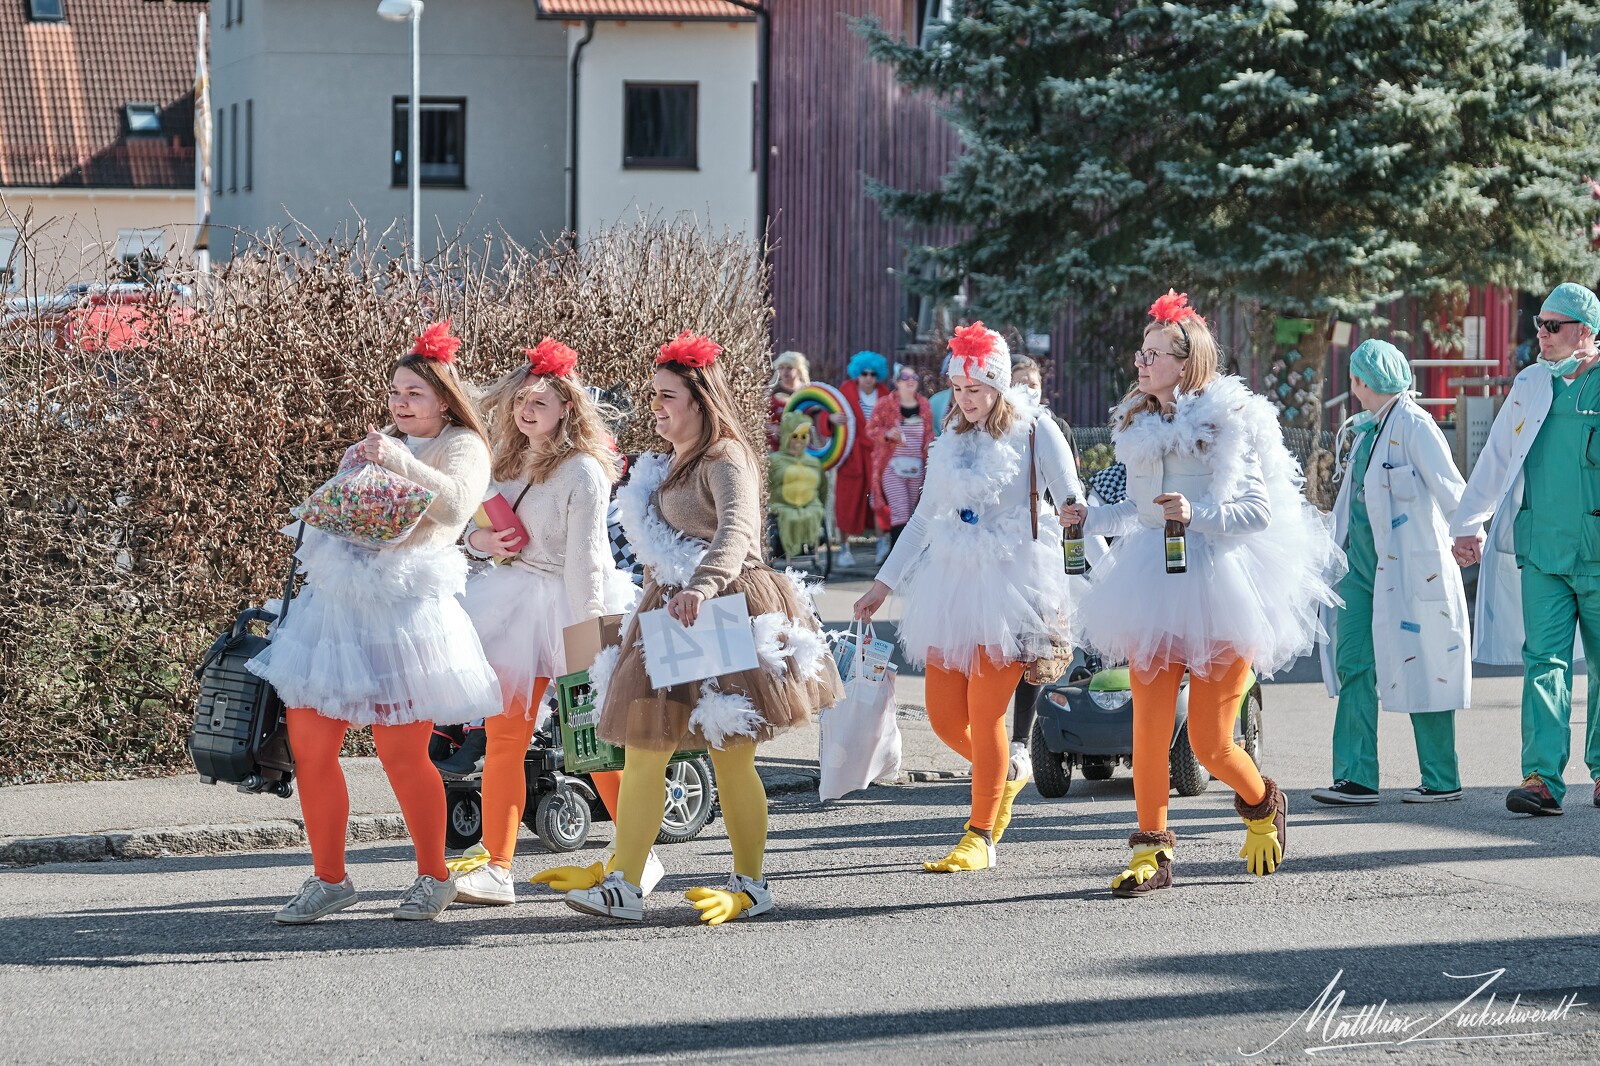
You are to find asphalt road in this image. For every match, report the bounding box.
[3,666,1599,1064]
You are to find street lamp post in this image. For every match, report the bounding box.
[377,0,422,271]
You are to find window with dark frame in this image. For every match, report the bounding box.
[125,103,161,136]
[215,107,224,194]
[391,98,466,187]
[750,81,758,172]
[27,0,66,22]
[229,102,237,193]
[245,100,253,191]
[623,83,697,170]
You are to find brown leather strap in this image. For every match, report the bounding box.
[1028,425,1039,541]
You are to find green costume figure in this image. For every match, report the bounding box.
[768,411,827,559]
[1317,340,1469,806]
[1452,282,1600,815]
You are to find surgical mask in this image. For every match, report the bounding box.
[1023,386,1042,405]
[1543,355,1582,377]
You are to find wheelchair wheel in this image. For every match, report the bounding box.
[533,785,591,852]
[444,787,483,850]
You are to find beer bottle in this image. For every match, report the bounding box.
[1061,496,1087,575]
[1165,518,1188,574]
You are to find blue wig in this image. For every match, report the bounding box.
[847,350,890,380]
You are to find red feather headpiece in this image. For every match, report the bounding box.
[1148,290,1205,328]
[525,337,578,378]
[948,320,999,379]
[410,320,462,364]
[656,330,723,369]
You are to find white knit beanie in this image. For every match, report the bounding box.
[947,322,1011,390]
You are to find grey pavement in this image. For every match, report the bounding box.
[3,576,1600,1062]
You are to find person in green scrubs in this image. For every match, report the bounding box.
[1453,282,1600,816]
[1316,341,1468,806]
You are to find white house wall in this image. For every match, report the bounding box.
[573,20,757,237]
[208,0,569,260]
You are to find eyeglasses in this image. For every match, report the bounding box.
[896,373,919,383]
[1133,348,1186,368]
[1534,316,1579,335]
[858,370,878,378]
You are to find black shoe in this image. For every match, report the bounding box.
[1505,775,1562,816]
[1310,779,1379,806]
[1401,785,1462,804]
[434,728,487,780]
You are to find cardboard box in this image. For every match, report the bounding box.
[563,614,624,673]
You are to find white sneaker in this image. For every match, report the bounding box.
[1009,741,1031,783]
[565,871,644,922]
[726,874,775,918]
[392,874,457,921]
[837,545,857,569]
[601,845,666,896]
[874,537,891,565]
[454,863,515,905]
[275,875,357,925]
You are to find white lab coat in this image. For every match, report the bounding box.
[1448,363,1586,665]
[1319,397,1471,712]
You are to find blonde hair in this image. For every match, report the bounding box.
[1115,318,1221,430]
[658,358,759,489]
[481,366,621,486]
[946,386,1019,439]
[768,350,810,390]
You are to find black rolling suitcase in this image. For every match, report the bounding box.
[188,525,303,798]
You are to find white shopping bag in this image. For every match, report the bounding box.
[638,592,760,688]
[819,624,903,802]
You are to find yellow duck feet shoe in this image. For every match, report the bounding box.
[1235,776,1287,877]
[1110,830,1176,898]
[444,843,491,875]
[924,830,996,872]
[532,846,666,895]
[685,874,774,925]
[990,776,1030,844]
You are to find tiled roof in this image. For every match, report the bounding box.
[535,1,758,20]
[0,0,197,189]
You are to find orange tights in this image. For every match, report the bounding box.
[480,679,622,869]
[287,707,447,884]
[925,652,1025,831]
[1130,656,1265,832]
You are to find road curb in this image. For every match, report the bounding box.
[0,767,952,866]
[0,814,408,868]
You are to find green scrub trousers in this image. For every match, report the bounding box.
[1333,429,1460,791]
[1513,372,1600,805]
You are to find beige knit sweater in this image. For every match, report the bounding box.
[465,453,615,620]
[658,440,765,600]
[371,424,492,551]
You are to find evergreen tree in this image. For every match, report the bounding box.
[862,0,1600,427]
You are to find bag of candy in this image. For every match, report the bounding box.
[293,461,437,549]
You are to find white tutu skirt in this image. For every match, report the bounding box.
[894,507,1076,670]
[461,563,638,720]
[247,530,502,727]
[1076,520,1341,681]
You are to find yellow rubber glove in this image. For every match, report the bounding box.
[530,860,607,892]
[685,886,755,926]
[445,843,491,875]
[1110,845,1172,891]
[923,830,995,872]
[1239,815,1282,876]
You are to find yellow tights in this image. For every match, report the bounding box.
[613,738,767,888]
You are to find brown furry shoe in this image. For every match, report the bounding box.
[1110,830,1176,898]
[1234,777,1287,876]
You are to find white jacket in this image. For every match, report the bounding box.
[1318,397,1471,711]
[1449,363,1588,665]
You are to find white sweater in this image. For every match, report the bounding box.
[466,453,615,622]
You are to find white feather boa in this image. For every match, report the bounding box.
[614,452,708,588]
[919,386,1042,517]
[1110,375,1302,506]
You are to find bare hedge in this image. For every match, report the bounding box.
[0,216,773,784]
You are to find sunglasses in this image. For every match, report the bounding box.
[1133,347,1186,367]
[858,370,879,378]
[1534,316,1580,335]
[896,373,919,383]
